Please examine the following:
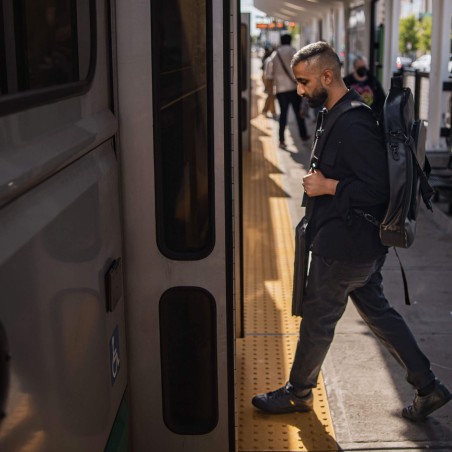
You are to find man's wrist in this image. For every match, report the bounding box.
[328,179,339,195]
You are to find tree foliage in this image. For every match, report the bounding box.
[399,15,419,54]
[399,14,434,56]
[417,14,432,54]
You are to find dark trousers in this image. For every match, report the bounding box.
[276,90,308,143]
[290,254,435,393]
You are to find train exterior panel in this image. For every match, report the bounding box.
[1,0,237,450]
[0,0,128,450]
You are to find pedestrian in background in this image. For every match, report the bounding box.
[261,47,277,119]
[265,34,310,149]
[343,55,386,116]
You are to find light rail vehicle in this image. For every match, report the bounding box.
[0,0,242,450]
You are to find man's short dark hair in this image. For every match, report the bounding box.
[281,34,292,45]
[291,41,341,75]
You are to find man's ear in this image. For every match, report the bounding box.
[322,69,334,86]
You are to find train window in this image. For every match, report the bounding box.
[159,287,218,434]
[240,23,248,91]
[0,0,95,115]
[151,0,215,260]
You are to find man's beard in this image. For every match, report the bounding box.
[305,87,328,108]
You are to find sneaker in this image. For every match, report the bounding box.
[252,382,313,414]
[279,142,287,149]
[402,379,452,421]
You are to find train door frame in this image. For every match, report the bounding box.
[116,0,237,450]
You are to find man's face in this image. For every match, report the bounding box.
[293,61,328,109]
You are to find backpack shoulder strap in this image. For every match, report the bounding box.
[310,99,370,167]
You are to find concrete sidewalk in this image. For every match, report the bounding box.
[267,98,452,451]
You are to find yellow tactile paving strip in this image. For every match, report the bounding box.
[237,79,337,452]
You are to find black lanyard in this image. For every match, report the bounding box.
[311,107,328,163]
[302,107,327,218]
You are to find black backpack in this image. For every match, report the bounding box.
[378,76,435,247]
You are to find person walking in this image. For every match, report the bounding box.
[261,48,277,118]
[252,41,452,421]
[343,55,386,116]
[265,34,310,148]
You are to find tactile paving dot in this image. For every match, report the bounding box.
[238,95,337,451]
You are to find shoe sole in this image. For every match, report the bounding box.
[251,399,313,415]
[252,405,312,414]
[402,392,452,421]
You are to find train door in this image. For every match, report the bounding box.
[0,1,127,451]
[116,0,236,451]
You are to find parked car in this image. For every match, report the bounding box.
[396,56,412,70]
[411,54,431,72]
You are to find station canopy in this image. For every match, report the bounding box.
[253,0,344,24]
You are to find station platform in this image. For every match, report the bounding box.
[238,58,452,452]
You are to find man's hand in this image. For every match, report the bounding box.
[302,169,339,197]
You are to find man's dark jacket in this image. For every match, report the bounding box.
[306,89,389,262]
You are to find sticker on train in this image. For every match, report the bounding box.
[110,326,121,385]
